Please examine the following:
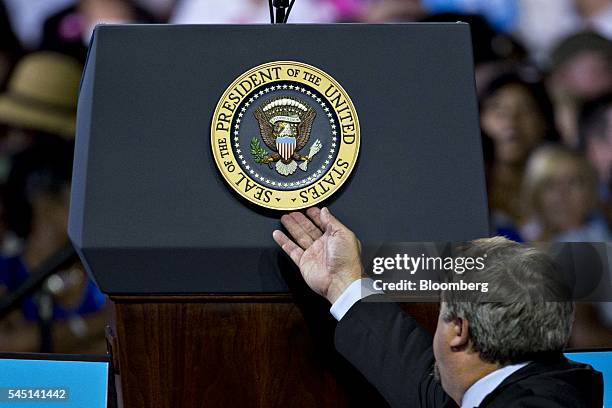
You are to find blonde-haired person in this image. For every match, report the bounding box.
[521,145,612,347]
[521,145,610,242]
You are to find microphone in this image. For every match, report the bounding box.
[273,0,289,24]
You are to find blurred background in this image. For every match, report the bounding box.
[0,0,610,354]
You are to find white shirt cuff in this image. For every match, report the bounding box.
[330,278,382,321]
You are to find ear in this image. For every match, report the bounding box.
[449,317,470,352]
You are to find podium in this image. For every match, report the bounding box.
[69,24,488,407]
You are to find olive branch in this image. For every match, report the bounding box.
[250,137,268,164]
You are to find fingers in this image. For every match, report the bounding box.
[272,230,304,265]
[280,212,321,249]
[292,212,323,241]
[305,207,324,229]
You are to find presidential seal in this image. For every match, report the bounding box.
[211,61,360,210]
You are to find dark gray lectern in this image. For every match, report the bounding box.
[69,24,488,407]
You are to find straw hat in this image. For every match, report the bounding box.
[0,52,82,139]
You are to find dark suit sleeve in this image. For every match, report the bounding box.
[334,300,455,408]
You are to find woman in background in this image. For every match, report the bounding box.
[521,145,610,242]
[480,70,560,239]
[521,145,612,347]
[0,52,108,354]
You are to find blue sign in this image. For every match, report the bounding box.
[0,358,108,407]
[421,0,518,32]
[566,351,611,407]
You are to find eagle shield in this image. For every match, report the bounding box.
[277,136,296,161]
[252,96,319,176]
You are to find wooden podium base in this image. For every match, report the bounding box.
[108,295,438,408]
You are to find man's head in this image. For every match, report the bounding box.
[579,94,612,187]
[432,237,574,400]
[550,31,612,103]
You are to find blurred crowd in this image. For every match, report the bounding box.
[0,0,610,354]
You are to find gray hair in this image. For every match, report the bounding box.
[441,237,574,365]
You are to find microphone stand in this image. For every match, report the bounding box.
[0,245,78,320]
[0,245,78,352]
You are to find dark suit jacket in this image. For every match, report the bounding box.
[335,301,603,407]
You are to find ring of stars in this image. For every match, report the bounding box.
[232,83,339,189]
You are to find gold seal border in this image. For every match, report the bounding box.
[211,61,360,211]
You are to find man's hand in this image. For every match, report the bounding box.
[272,207,363,304]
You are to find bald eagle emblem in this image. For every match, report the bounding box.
[251,96,322,176]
